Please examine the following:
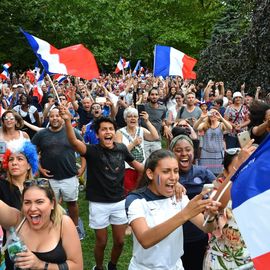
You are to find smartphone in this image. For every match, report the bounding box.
[137,104,145,114]
[0,142,7,154]
[237,130,251,148]
[202,183,215,199]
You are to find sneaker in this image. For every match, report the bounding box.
[107,261,117,270]
[76,225,85,240]
[92,266,106,270]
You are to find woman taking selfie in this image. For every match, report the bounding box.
[126,149,220,270]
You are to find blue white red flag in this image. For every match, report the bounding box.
[0,70,9,81]
[115,57,127,73]
[21,29,99,80]
[153,45,197,79]
[231,134,270,270]
[133,60,141,73]
[53,74,67,84]
[2,63,11,71]
[33,70,45,103]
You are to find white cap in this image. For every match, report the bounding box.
[233,91,243,99]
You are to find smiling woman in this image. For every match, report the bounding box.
[0,178,83,270]
[169,135,216,270]
[125,149,220,270]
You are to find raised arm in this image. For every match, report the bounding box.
[59,105,87,155]
[0,200,21,230]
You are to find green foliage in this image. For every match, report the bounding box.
[198,0,270,93]
[0,0,222,71]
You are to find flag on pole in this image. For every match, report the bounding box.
[153,45,197,79]
[0,70,9,81]
[231,134,270,270]
[133,60,141,73]
[21,29,99,80]
[33,70,45,103]
[124,61,130,69]
[3,63,11,71]
[53,74,67,84]
[115,57,127,73]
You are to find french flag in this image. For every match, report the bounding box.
[153,45,197,79]
[21,29,99,80]
[133,60,141,73]
[231,134,270,270]
[53,74,67,84]
[3,63,11,70]
[115,57,127,73]
[33,70,45,103]
[0,70,9,81]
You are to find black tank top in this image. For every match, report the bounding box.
[33,239,67,264]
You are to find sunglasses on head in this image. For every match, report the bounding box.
[23,178,50,188]
[225,148,240,155]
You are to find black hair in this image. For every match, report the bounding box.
[93,116,117,134]
[138,149,176,188]
[19,93,32,104]
[223,152,237,172]
[249,100,270,126]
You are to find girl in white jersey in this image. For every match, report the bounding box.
[125,149,220,270]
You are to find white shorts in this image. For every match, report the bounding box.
[49,176,79,202]
[88,199,128,229]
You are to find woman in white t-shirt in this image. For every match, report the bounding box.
[125,149,220,270]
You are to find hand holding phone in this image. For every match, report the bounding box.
[237,130,251,148]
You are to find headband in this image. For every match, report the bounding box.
[169,134,193,150]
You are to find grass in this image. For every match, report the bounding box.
[78,191,133,270]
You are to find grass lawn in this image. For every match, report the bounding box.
[78,191,133,270]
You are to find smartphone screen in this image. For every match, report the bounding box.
[137,104,145,114]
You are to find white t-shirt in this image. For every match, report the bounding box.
[126,188,189,270]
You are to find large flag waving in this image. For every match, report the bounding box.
[231,134,270,270]
[21,29,99,80]
[153,45,197,79]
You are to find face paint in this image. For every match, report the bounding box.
[157,175,160,186]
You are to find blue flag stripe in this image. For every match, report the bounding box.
[154,45,171,77]
[231,134,270,209]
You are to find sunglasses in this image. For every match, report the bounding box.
[24,178,50,188]
[225,148,240,155]
[178,124,188,128]
[3,117,15,121]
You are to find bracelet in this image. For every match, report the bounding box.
[44,262,49,270]
[232,166,238,171]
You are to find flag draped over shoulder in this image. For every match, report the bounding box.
[153,45,197,79]
[21,29,99,80]
[231,134,270,270]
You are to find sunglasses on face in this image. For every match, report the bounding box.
[3,117,15,121]
[23,178,50,188]
[225,148,240,155]
[178,124,188,128]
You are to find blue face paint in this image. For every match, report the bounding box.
[157,175,160,186]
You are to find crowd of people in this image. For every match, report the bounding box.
[0,70,269,270]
